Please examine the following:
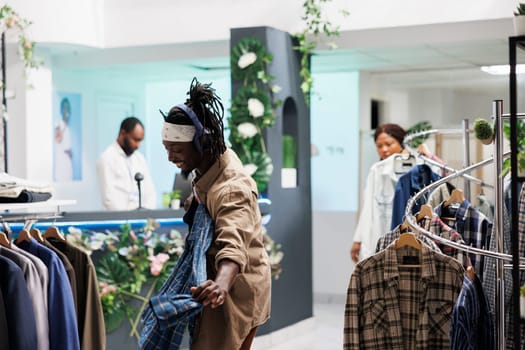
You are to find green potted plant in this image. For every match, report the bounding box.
[473,118,494,145]
[281,134,297,188]
[514,3,525,36]
[501,119,525,177]
[169,189,182,209]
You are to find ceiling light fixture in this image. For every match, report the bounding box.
[480,64,525,75]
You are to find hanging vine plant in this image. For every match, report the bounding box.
[228,36,281,193]
[294,0,349,104]
[0,5,41,70]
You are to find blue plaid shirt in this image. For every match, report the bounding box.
[450,274,494,350]
[139,204,213,350]
[433,199,492,278]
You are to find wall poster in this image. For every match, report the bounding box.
[53,92,82,181]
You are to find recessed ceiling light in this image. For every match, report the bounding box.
[480,64,525,75]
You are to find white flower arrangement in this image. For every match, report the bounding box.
[237,122,258,138]
[238,52,257,69]
[247,98,265,118]
[243,163,258,176]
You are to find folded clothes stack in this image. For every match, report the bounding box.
[0,173,54,203]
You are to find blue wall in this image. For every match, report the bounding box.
[310,70,360,211]
[52,62,359,212]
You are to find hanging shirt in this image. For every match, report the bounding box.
[353,154,403,260]
[375,219,442,253]
[426,182,453,210]
[47,238,106,350]
[17,238,80,350]
[483,180,525,349]
[434,200,492,280]
[0,254,38,350]
[344,241,464,349]
[139,204,213,349]
[450,274,494,350]
[97,141,156,210]
[390,164,441,230]
[0,247,49,350]
[0,287,8,350]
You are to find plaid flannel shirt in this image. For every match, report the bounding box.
[139,204,213,350]
[344,241,464,349]
[433,200,492,278]
[451,274,494,350]
[482,183,525,349]
[375,217,442,253]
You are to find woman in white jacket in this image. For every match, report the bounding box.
[350,123,406,263]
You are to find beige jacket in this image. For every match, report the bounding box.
[190,149,271,350]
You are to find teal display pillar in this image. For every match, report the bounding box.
[231,26,313,335]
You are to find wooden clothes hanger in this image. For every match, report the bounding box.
[30,228,45,243]
[466,266,476,281]
[399,218,411,233]
[395,232,422,250]
[0,231,10,248]
[416,204,433,222]
[43,226,66,242]
[396,231,422,268]
[15,228,32,244]
[443,188,465,208]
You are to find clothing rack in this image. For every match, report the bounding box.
[0,199,76,238]
[403,127,493,189]
[403,103,520,349]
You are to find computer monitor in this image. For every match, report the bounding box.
[172,173,193,203]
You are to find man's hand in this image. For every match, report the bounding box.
[190,280,227,309]
[191,259,239,309]
[350,242,361,263]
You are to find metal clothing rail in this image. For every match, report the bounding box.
[10,217,186,232]
[403,154,525,263]
[403,128,494,188]
[403,104,524,349]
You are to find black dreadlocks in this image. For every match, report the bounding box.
[164,78,226,162]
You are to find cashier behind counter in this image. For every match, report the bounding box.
[97,117,157,211]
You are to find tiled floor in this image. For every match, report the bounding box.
[252,302,345,350]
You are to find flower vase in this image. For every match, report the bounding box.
[170,199,181,210]
[480,137,493,145]
[514,16,525,36]
[281,168,297,188]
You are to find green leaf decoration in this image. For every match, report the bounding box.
[405,121,432,148]
[0,5,41,70]
[502,119,525,176]
[96,254,133,285]
[231,37,272,83]
[66,218,284,338]
[238,150,273,193]
[230,86,276,129]
[104,307,127,334]
[229,36,278,193]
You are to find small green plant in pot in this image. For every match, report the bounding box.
[169,189,182,209]
[473,118,494,145]
[514,3,525,36]
[515,3,525,16]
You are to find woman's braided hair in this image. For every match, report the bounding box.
[165,77,226,161]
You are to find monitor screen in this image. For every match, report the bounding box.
[172,173,193,203]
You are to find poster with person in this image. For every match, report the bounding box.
[53,92,82,181]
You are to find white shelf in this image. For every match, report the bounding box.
[0,199,77,212]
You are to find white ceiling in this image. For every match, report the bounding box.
[43,18,517,90]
